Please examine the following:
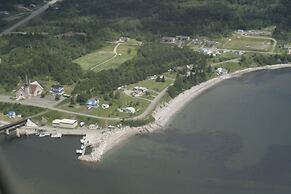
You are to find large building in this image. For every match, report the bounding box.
[52,119,78,129]
[16,81,43,100]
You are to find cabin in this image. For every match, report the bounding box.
[124,107,136,114]
[50,85,64,95]
[176,36,191,41]
[52,119,78,129]
[216,68,228,76]
[16,81,43,100]
[7,112,16,118]
[161,37,176,44]
[102,104,110,109]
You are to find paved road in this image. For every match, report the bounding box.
[1,0,60,35]
[130,84,173,121]
[0,95,122,121]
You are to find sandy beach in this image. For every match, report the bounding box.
[79,63,291,163]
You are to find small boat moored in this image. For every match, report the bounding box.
[76,149,83,154]
[51,132,62,138]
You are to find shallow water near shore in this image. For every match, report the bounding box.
[2,68,291,194]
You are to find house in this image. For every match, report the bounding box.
[176,36,191,41]
[161,37,176,44]
[216,68,228,76]
[7,112,16,118]
[288,47,291,55]
[50,85,64,95]
[102,104,110,109]
[237,29,244,33]
[234,51,243,55]
[124,107,136,114]
[88,124,99,130]
[16,81,43,100]
[52,119,78,129]
[131,87,148,97]
[86,98,99,108]
[119,36,129,43]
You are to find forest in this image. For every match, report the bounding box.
[73,43,208,99]
[0,0,290,94]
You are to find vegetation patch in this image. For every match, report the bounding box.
[220,35,275,52]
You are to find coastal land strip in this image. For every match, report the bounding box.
[78,63,291,163]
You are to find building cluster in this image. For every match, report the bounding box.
[161,36,191,44]
[118,107,136,114]
[236,29,268,36]
[86,97,110,110]
[192,39,219,46]
[200,48,221,57]
[131,87,148,97]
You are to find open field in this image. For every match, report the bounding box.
[95,44,138,72]
[219,35,275,52]
[73,43,138,72]
[73,44,116,71]
[127,78,174,92]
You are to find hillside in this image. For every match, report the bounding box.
[0,0,290,92]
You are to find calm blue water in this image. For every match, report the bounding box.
[1,68,291,194]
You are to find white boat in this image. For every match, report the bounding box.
[51,133,62,138]
[81,145,85,149]
[80,139,85,143]
[76,149,83,154]
[39,132,50,137]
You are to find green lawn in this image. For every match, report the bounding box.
[97,44,138,72]
[127,78,174,92]
[220,35,274,52]
[73,44,116,71]
[73,44,138,72]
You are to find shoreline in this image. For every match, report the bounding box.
[79,63,291,163]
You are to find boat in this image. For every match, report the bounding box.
[81,145,85,149]
[80,139,85,143]
[39,132,50,137]
[76,149,83,154]
[51,133,62,138]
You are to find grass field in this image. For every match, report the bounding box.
[73,44,116,71]
[220,35,275,52]
[127,78,174,92]
[73,43,138,72]
[96,44,138,72]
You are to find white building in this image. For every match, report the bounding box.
[52,119,78,129]
[16,81,43,100]
[216,68,228,76]
[124,107,136,114]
